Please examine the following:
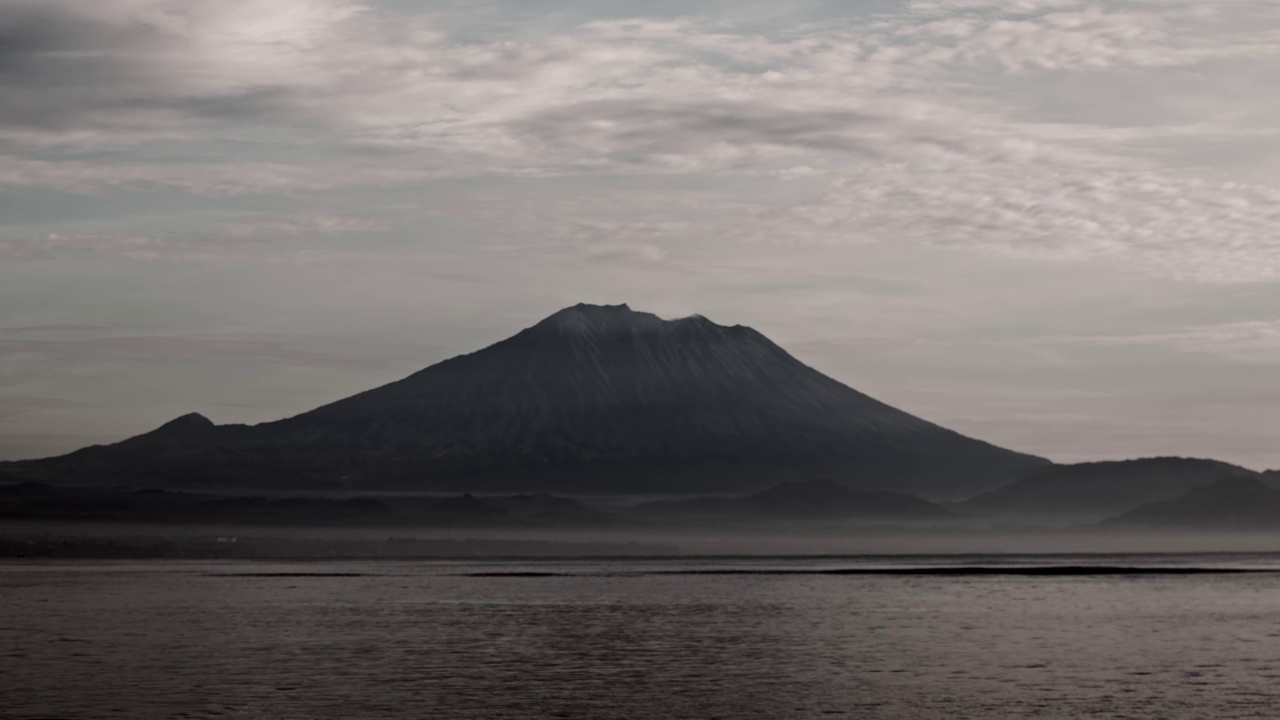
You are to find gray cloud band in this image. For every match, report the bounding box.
[0,0,1279,282]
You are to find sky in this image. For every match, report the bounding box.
[3,0,1280,468]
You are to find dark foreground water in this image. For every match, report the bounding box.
[4,555,1280,719]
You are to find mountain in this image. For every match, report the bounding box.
[1,303,1047,497]
[631,478,951,524]
[1102,476,1280,529]
[957,457,1259,521]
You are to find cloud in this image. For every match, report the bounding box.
[0,231,386,265]
[2,0,1280,281]
[908,0,1084,14]
[0,0,366,138]
[0,393,84,420]
[0,155,439,194]
[0,233,175,261]
[898,7,1204,72]
[221,212,388,237]
[505,100,885,172]
[7,0,1275,154]
[0,333,430,372]
[777,155,1280,283]
[1022,321,1280,362]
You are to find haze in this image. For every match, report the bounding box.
[4,0,1280,469]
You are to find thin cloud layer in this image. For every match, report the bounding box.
[2,0,1279,280]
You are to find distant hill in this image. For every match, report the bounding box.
[1102,476,1280,529]
[0,303,1046,498]
[631,478,951,524]
[0,483,608,528]
[956,457,1260,521]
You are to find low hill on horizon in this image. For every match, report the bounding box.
[1102,476,1280,529]
[957,457,1264,521]
[0,303,1047,499]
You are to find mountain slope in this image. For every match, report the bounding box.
[957,457,1258,521]
[3,303,1047,497]
[1102,476,1280,529]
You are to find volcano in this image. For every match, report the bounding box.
[3,303,1047,498]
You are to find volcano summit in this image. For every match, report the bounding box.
[3,304,1047,498]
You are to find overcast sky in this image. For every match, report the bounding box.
[3,0,1280,468]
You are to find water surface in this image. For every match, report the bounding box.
[4,555,1280,719]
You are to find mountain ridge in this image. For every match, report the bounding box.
[957,457,1261,521]
[1102,475,1280,529]
[1,303,1048,498]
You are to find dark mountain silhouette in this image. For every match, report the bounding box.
[1102,476,1280,529]
[138,413,218,443]
[957,457,1260,521]
[1,303,1046,497]
[0,483,614,528]
[632,478,951,523]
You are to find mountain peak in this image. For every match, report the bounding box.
[124,412,218,446]
[534,303,668,335]
[158,413,214,431]
[142,412,214,437]
[567,302,632,314]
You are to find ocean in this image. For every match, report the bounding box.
[4,555,1280,719]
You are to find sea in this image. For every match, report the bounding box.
[4,555,1280,719]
